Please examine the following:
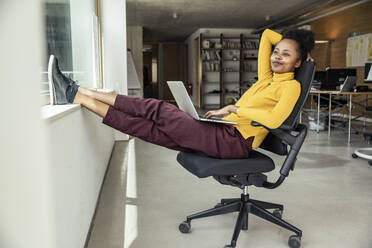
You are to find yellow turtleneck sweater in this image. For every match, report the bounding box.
[222,29,301,148]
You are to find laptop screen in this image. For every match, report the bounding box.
[365,63,372,83]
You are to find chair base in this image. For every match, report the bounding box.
[180,188,302,247]
[352,132,372,166]
[353,148,372,165]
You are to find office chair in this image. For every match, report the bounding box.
[176,61,316,248]
[352,106,372,166]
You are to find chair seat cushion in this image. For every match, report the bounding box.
[177,151,275,178]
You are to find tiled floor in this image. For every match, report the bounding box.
[87,129,372,248]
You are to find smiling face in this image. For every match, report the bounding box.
[270,38,302,74]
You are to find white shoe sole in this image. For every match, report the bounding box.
[48,54,57,105]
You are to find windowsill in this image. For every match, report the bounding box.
[41,88,115,121]
[41,104,81,121]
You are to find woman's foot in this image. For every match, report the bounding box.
[48,55,80,105]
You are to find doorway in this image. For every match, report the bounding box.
[158,43,188,102]
[143,44,159,99]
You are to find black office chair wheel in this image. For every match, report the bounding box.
[368,160,372,166]
[179,221,191,233]
[288,235,301,248]
[352,153,358,159]
[223,245,235,248]
[273,209,283,219]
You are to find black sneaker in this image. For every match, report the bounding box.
[48,55,79,105]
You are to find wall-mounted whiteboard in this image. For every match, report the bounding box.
[346,33,372,67]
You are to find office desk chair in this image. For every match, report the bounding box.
[176,61,316,248]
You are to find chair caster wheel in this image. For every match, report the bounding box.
[352,153,358,159]
[288,235,301,248]
[179,221,191,233]
[224,245,235,248]
[368,160,372,166]
[273,209,283,219]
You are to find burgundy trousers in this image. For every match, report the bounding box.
[102,95,253,159]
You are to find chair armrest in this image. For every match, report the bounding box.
[251,121,308,189]
[251,121,297,146]
[250,121,292,130]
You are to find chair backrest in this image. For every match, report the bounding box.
[259,61,316,155]
[281,61,316,129]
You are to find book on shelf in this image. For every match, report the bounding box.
[242,61,257,72]
[242,40,259,49]
[203,61,220,72]
[223,67,239,72]
[202,39,222,49]
[202,50,221,61]
[215,50,221,60]
[205,51,210,60]
[222,40,241,49]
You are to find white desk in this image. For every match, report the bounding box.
[307,91,372,144]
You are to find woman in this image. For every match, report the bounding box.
[49,28,314,159]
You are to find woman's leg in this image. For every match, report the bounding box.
[73,90,251,158]
[73,90,110,118]
[77,87,117,107]
[102,105,191,152]
[107,95,252,158]
[72,89,190,152]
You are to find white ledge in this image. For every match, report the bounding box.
[40,89,115,121]
[41,104,81,121]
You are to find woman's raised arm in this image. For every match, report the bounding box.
[258,29,283,81]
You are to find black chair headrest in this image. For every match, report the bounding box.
[280,61,316,129]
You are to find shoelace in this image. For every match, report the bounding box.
[63,73,79,86]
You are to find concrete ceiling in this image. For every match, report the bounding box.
[126,0,325,42]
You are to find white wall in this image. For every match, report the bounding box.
[100,0,127,95]
[0,1,55,247]
[0,0,127,247]
[43,0,128,244]
[127,26,144,97]
[100,0,128,141]
[43,108,115,248]
[186,28,255,104]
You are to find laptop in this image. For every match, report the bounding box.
[340,76,357,92]
[326,76,357,93]
[167,81,237,125]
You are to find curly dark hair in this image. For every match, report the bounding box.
[282,29,315,62]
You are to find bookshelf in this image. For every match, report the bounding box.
[200,33,259,109]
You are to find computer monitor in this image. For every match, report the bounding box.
[365,63,372,83]
[321,68,357,90]
[312,71,326,90]
[314,71,325,83]
[314,71,326,82]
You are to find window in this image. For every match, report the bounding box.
[42,0,100,96]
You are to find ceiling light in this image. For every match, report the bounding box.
[315,40,332,44]
[265,15,271,21]
[172,12,179,19]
